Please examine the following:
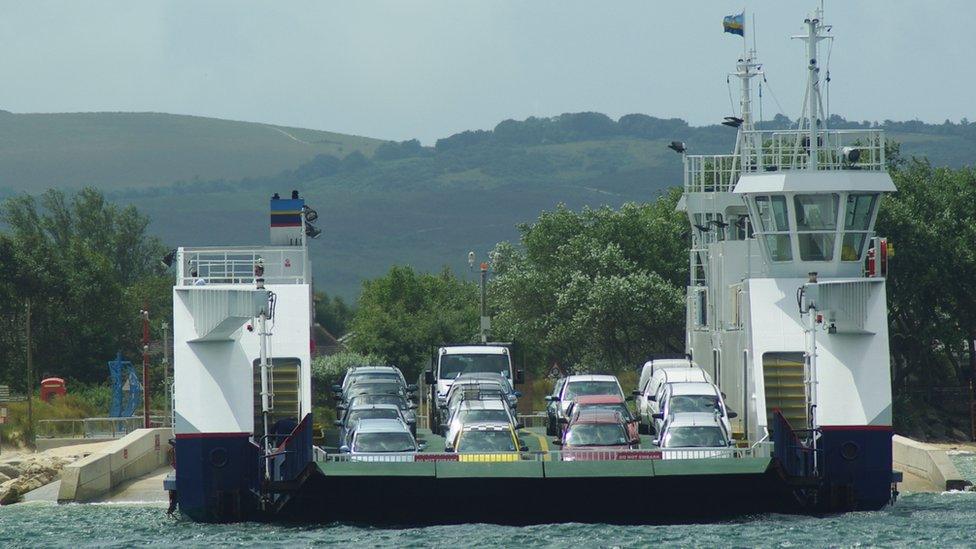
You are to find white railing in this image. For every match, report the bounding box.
[177,246,307,286]
[319,442,774,463]
[517,413,549,429]
[685,129,886,193]
[36,416,168,439]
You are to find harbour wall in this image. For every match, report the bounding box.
[57,428,172,502]
[892,435,971,491]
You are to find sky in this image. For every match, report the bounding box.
[0,0,972,144]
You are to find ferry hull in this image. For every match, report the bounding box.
[173,433,262,523]
[818,426,894,511]
[282,466,798,524]
[266,456,889,525]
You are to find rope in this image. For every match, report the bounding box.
[762,75,790,125]
[727,76,737,116]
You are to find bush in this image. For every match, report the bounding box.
[311,351,384,404]
[1,394,98,446]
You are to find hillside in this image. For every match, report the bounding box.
[6,110,975,299]
[111,112,976,300]
[0,111,382,192]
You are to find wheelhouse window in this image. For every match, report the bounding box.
[754,196,792,262]
[841,193,878,261]
[794,194,839,261]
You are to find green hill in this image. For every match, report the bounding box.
[0,111,382,192]
[9,110,976,300]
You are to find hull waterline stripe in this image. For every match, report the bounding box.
[818,425,892,432]
[175,432,251,439]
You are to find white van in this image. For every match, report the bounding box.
[637,358,695,396]
[634,366,711,433]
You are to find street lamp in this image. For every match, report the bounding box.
[468,251,490,343]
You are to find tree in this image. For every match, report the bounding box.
[490,189,688,373]
[348,266,478,379]
[314,290,354,336]
[877,161,976,391]
[0,188,170,389]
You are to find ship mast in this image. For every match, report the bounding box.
[793,6,831,170]
[732,47,762,167]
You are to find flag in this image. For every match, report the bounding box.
[723,12,745,37]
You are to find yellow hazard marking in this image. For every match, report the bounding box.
[532,430,549,460]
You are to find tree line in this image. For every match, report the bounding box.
[1,157,973,432]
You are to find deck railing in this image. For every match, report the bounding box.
[177,246,307,286]
[319,442,773,463]
[685,129,886,193]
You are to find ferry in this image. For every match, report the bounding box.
[165,7,899,523]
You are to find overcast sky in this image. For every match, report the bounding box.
[0,1,972,143]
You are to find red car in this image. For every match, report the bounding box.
[565,395,640,442]
[555,409,640,460]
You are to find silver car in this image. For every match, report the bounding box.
[442,399,519,449]
[654,412,734,459]
[339,418,425,461]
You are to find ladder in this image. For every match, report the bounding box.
[253,360,301,440]
[763,353,807,429]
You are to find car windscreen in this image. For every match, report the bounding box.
[565,423,629,447]
[448,385,504,407]
[458,430,516,453]
[347,409,400,424]
[457,375,512,393]
[668,395,721,415]
[346,372,400,387]
[577,404,632,422]
[353,432,416,453]
[564,381,621,400]
[346,383,402,398]
[662,426,727,448]
[351,395,407,408]
[459,410,510,424]
[440,354,510,379]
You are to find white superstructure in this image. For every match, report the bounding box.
[172,196,314,441]
[680,7,895,444]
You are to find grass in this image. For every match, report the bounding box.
[1,395,97,447]
[0,112,383,192]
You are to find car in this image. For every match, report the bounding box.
[545,375,627,430]
[439,381,510,432]
[340,394,418,435]
[545,377,567,435]
[651,382,737,436]
[334,365,413,395]
[447,422,527,462]
[443,399,519,448]
[653,412,734,458]
[555,409,639,460]
[425,344,524,428]
[339,418,425,461]
[635,367,712,434]
[451,372,521,410]
[564,395,639,442]
[334,403,411,448]
[439,376,512,411]
[339,379,411,405]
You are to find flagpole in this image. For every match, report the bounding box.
[742,10,747,57]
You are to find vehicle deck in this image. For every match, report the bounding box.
[315,426,771,478]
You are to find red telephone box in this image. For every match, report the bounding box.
[40,377,67,402]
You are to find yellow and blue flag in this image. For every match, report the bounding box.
[723,12,745,37]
